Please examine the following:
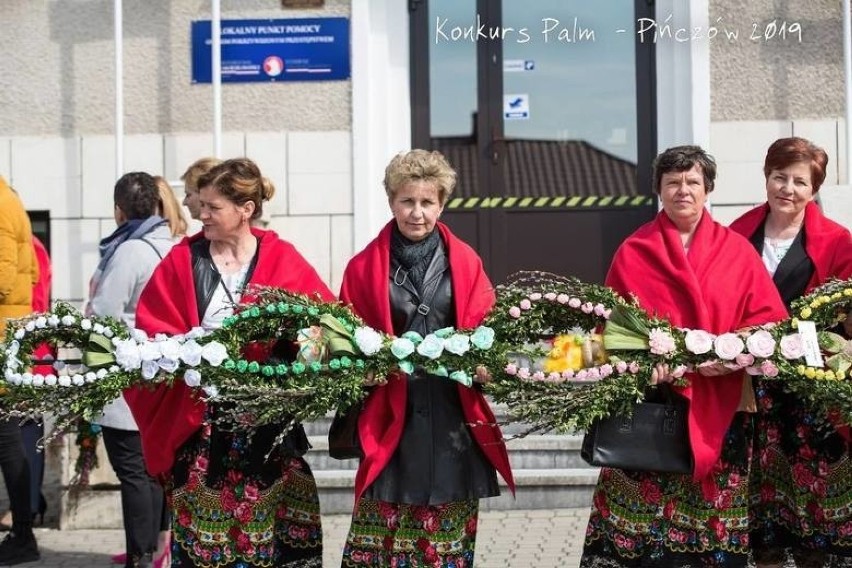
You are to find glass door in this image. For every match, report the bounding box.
[412,0,657,283]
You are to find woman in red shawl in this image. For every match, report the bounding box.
[580,146,788,567]
[730,137,852,568]
[125,158,333,568]
[338,150,514,567]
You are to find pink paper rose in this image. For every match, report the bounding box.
[508,306,522,318]
[735,353,755,368]
[519,299,532,310]
[760,360,780,377]
[648,328,676,355]
[714,333,744,360]
[746,329,777,358]
[779,333,805,359]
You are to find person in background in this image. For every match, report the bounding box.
[87,172,177,568]
[180,157,221,220]
[0,236,51,533]
[337,150,514,567]
[22,236,51,526]
[155,176,188,238]
[125,158,331,567]
[580,146,788,567]
[730,137,852,568]
[0,176,40,565]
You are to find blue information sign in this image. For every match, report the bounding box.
[191,17,350,83]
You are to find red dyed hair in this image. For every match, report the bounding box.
[763,137,828,192]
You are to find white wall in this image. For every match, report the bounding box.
[2,130,353,303]
[709,118,850,228]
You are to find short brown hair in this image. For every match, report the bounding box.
[383,150,457,205]
[653,145,716,194]
[763,137,828,193]
[197,158,275,220]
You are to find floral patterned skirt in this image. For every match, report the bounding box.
[341,498,479,567]
[750,382,852,565]
[580,412,753,568]
[166,422,323,567]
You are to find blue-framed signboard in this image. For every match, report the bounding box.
[191,17,350,83]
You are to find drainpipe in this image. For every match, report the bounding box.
[212,0,222,158]
[115,0,123,177]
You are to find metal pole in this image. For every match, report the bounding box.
[115,0,123,178]
[844,0,852,182]
[212,0,222,158]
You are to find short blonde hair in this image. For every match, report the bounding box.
[383,150,457,205]
[181,157,222,192]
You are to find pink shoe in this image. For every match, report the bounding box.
[111,552,127,564]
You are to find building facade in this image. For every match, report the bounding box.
[0,0,848,301]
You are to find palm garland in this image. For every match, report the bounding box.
[1,277,849,444]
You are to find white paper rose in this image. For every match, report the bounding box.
[32,375,44,387]
[684,329,714,354]
[47,315,59,327]
[183,369,202,387]
[45,375,57,386]
[113,339,143,371]
[141,360,160,380]
[179,339,204,367]
[131,329,149,343]
[354,327,384,356]
[779,333,806,359]
[157,358,180,374]
[714,333,745,360]
[185,327,207,340]
[745,329,776,359]
[139,341,162,362]
[34,316,47,329]
[80,319,92,331]
[71,375,85,386]
[201,342,229,367]
[60,315,76,326]
[158,338,182,361]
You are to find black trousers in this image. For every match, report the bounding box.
[0,419,32,530]
[19,421,44,514]
[101,427,167,562]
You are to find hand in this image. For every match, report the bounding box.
[362,371,386,387]
[650,363,674,385]
[473,365,492,384]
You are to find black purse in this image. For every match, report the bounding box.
[581,385,694,474]
[328,401,363,460]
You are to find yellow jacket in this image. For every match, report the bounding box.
[0,176,38,330]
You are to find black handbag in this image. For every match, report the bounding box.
[328,401,363,460]
[581,385,694,474]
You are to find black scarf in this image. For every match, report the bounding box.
[390,225,440,291]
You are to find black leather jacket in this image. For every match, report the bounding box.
[189,237,309,458]
[389,243,455,336]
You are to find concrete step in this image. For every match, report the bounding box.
[302,403,557,438]
[313,468,599,514]
[304,434,594,471]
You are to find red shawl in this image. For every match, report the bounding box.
[606,211,787,479]
[731,201,852,439]
[340,221,515,503]
[729,201,852,292]
[124,228,334,476]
